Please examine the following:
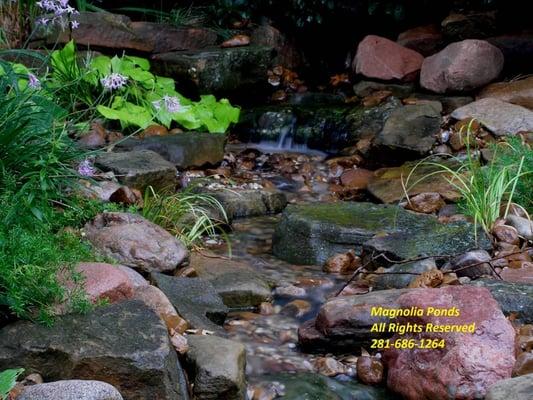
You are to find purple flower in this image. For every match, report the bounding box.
[35,0,79,31]
[100,73,128,91]
[27,73,41,90]
[153,95,181,113]
[77,159,95,177]
[71,20,79,29]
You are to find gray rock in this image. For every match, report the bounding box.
[204,189,287,220]
[115,132,225,169]
[273,202,490,266]
[442,250,493,278]
[353,81,415,99]
[189,253,271,308]
[374,258,437,289]
[151,273,228,332]
[95,150,177,191]
[506,215,533,240]
[85,212,187,273]
[299,289,408,351]
[17,380,123,400]
[469,279,533,323]
[374,102,442,157]
[451,98,533,136]
[185,335,246,400]
[152,46,274,95]
[485,374,533,400]
[0,301,183,400]
[409,93,473,114]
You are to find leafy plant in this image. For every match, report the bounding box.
[0,368,23,400]
[142,185,229,249]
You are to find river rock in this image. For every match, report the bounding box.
[451,98,533,136]
[506,215,533,240]
[374,258,437,289]
[151,273,228,332]
[442,250,493,278]
[189,252,271,308]
[116,265,149,288]
[115,132,225,168]
[298,289,408,351]
[405,192,445,214]
[373,102,442,158]
[469,279,533,323]
[74,262,134,303]
[185,335,246,400]
[37,12,216,53]
[353,35,424,81]
[384,286,515,400]
[397,25,444,56]
[17,380,123,400]
[367,160,461,204]
[478,77,533,110]
[85,212,187,273]
[152,46,274,95]
[485,374,533,400]
[420,39,504,93]
[0,301,183,400]
[95,150,177,191]
[202,188,287,220]
[357,356,384,385]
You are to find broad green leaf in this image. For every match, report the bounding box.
[124,55,150,71]
[90,55,112,76]
[97,101,153,129]
[0,368,24,399]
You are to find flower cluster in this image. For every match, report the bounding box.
[77,159,95,177]
[153,95,181,113]
[35,0,79,30]
[27,73,41,90]
[100,73,128,91]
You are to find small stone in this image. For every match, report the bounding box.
[221,34,250,48]
[140,124,168,138]
[259,302,275,315]
[513,352,533,376]
[362,90,392,107]
[405,192,445,214]
[506,215,533,240]
[274,285,306,298]
[170,332,189,355]
[356,356,384,385]
[314,357,347,377]
[339,169,374,190]
[109,186,142,206]
[16,380,124,400]
[323,251,361,275]
[444,250,493,278]
[493,224,520,245]
[176,266,198,277]
[485,374,533,400]
[281,300,312,318]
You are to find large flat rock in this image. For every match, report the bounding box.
[272,202,489,266]
[0,301,183,400]
[151,273,228,332]
[115,132,225,169]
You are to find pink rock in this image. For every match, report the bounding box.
[76,262,135,303]
[353,35,424,81]
[500,265,533,285]
[420,39,504,93]
[384,286,515,400]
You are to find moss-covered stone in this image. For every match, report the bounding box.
[272,202,490,266]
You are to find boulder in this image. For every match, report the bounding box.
[273,202,489,266]
[115,133,225,169]
[151,46,274,95]
[189,252,271,308]
[202,188,287,220]
[185,335,246,400]
[17,380,123,400]
[373,102,442,158]
[37,12,216,53]
[420,40,504,93]
[441,12,497,41]
[0,301,184,400]
[384,286,515,400]
[353,35,424,81]
[374,259,437,289]
[75,262,134,303]
[84,212,187,273]
[95,150,177,191]
[367,160,462,204]
[298,289,408,351]
[151,273,228,332]
[469,279,533,323]
[499,266,533,285]
[477,77,533,110]
[397,25,444,56]
[116,265,149,288]
[339,168,374,190]
[250,24,302,69]
[451,98,533,136]
[485,374,533,400]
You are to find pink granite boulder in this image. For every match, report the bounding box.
[76,262,135,303]
[353,35,424,81]
[384,286,515,400]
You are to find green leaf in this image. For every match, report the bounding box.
[124,56,150,71]
[90,55,112,76]
[97,98,153,129]
[0,368,24,399]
